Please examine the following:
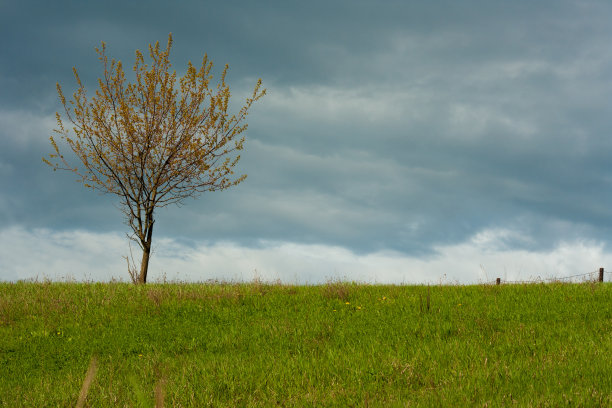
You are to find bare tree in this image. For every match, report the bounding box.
[44,34,265,283]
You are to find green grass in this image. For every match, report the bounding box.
[1,279,611,407]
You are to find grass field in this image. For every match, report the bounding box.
[0,279,611,407]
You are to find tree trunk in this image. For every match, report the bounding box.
[139,244,151,284]
[138,211,155,284]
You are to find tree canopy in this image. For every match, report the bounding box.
[44,33,266,283]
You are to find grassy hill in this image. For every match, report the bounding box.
[1,280,611,407]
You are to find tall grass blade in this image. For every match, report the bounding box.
[75,355,98,408]
[155,377,166,408]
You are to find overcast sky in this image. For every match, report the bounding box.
[2,0,612,284]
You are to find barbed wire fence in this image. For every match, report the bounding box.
[490,267,612,285]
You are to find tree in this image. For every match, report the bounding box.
[44,34,266,284]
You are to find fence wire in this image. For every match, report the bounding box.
[491,269,612,285]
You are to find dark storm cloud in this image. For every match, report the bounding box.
[2,0,612,265]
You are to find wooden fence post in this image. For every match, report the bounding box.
[599,268,604,283]
[496,278,501,285]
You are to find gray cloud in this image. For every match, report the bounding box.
[2,226,609,284]
[2,0,612,282]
